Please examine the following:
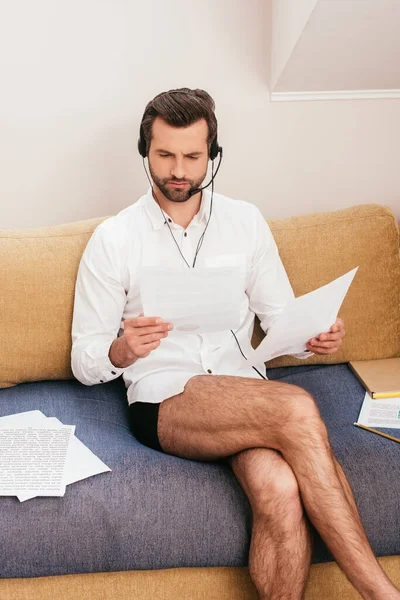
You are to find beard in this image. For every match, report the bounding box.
[148,163,207,203]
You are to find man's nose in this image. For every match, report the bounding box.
[170,158,186,179]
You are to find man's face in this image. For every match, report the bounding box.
[147,116,209,203]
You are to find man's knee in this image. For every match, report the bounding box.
[277,385,329,450]
[233,449,301,515]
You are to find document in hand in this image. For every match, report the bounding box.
[241,267,359,368]
[139,265,244,333]
[0,411,111,501]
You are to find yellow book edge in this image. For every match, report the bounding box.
[348,363,400,399]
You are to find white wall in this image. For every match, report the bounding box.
[270,0,318,90]
[1,0,399,229]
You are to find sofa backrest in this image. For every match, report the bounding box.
[0,203,399,388]
[256,204,400,368]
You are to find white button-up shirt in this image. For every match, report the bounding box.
[71,186,312,405]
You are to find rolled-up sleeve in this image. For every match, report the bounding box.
[246,206,313,360]
[71,220,127,385]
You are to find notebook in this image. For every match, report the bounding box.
[349,358,400,399]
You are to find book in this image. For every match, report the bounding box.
[349,358,400,399]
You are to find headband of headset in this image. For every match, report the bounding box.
[137,94,221,161]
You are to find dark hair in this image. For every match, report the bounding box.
[140,87,218,156]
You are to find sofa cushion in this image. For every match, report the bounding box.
[1,204,399,388]
[0,365,399,578]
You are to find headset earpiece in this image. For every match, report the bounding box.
[209,137,221,161]
[138,124,147,158]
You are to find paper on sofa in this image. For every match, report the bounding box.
[0,410,111,501]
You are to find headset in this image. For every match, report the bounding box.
[138,123,221,162]
[138,95,267,380]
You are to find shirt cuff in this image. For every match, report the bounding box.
[91,342,125,383]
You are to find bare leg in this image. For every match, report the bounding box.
[228,447,312,600]
[278,410,396,599]
[157,375,400,600]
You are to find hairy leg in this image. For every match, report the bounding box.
[158,375,400,600]
[228,447,312,600]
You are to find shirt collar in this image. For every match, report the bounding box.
[143,186,211,231]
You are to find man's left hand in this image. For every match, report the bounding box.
[306,318,345,355]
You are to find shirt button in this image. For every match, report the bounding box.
[184,232,187,237]
[207,369,212,374]
[168,218,172,223]
[100,380,104,383]
[111,371,116,375]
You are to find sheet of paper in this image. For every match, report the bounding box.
[18,417,111,502]
[0,412,111,501]
[139,266,243,333]
[242,267,358,367]
[0,425,74,497]
[357,392,400,428]
[0,411,111,502]
[0,410,47,428]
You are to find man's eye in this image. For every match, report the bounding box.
[159,154,170,158]
[188,156,198,160]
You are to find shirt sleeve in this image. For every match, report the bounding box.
[246,205,314,360]
[71,220,127,385]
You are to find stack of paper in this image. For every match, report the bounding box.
[0,410,111,501]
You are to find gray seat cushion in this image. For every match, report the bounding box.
[0,364,399,578]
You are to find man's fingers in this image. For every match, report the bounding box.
[308,339,342,350]
[124,315,163,327]
[311,321,345,343]
[137,331,169,345]
[309,332,343,345]
[321,330,344,342]
[306,343,339,354]
[330,317,344,333]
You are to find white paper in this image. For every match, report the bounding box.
[242,267,358,367]
[18,417,111,502]
[357,392,400,428]
[139,266,244,333]
[0,411,111,501]
[0,410,47,429]
[0,425,74,497]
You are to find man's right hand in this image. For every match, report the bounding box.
[109,313,173,369]
[122,313,173,360]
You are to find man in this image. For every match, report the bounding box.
[71,88,399,600]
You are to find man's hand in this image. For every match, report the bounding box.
[122,313,173,360]
[109,313,173,368]
[305,318,345,355]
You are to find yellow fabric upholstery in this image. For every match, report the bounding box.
[259,204,400,367]
[0,216,107,389]
[1,203,399,388]
[2,558,400,600]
